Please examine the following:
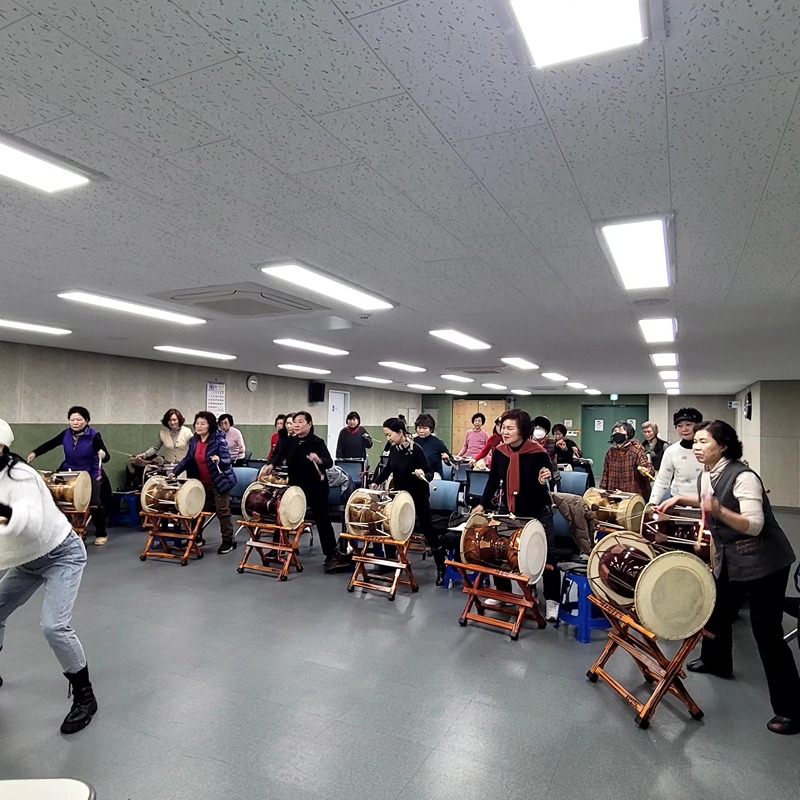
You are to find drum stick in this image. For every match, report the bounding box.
[307,454,325,481]
[111,449,136,458]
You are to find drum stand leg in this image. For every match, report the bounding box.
[340,533,419,601]
[64,509,93,541]
[138,512,211,565]
[235,520,307,581]
[445,560,547,640]
[586,595,707,728]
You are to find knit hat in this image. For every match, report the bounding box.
[673,407,702,426]
[532,415,551,433]
[0,419,14,448]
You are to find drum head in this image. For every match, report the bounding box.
[240,482,262,522]
[70,472,92,512]
[176,479,206,518]
[517,519,548,583]
[635,551,716,640]
[618,494,646,531]
[140,476,163,513]
[388,490,416,542]
[587,533,655,607]
[460,512,491,563]
[279,485,306,528]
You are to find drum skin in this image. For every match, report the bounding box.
[584,488,645,532]
[640,504,715,565]
[344,489,415,541]
[40,471,92,512]
[142,476,206,517]
[241,483,306,528]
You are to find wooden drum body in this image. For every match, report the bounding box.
[344,488,416,542]
[40,471,92,512]
[588,532,716,640]
[584,487,646,532]
[241,482,306,528]
[640,504,715,565]
[459,513,548,583]
[141,476,206,518]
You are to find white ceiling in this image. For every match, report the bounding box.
[1,0,799,396]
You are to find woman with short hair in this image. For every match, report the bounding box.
[456,413,489,461]
[136,408,193,466]
[218,413,247,466]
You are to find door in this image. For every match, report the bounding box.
[451,399,507,453]
[327,390,350,457]
[580,404,649,477]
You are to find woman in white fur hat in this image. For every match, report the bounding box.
[0,419,98,734]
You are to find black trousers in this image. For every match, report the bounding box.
[305,489,338,558]
[89,478,106,537]
[701,562,800,718]
[382,489,445,568]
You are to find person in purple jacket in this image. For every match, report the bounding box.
[27,406,110,546]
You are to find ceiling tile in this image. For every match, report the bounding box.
[22,0,233,84]
[155,58,357,174]
[665,0,800,96]
[0,82,70,132]
[354,0,547,141]
[763,97,800,203]
[532,47,667,163]
[0,1,28,27]
[336,0,409,17]
[175,0,403,116]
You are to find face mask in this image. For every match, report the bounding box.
[612,432,626,444]
[532,428,546,440]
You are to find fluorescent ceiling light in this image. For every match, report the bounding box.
[600,218,670,290]
[667,388,681,395]
[510,0,645,68]
[659,370,679,381]
[0,139,90,193]
[584,389,602,396]
[567,382,588,390]
[378,361,425,373]
[273,338,348,356]
[59,291,205,326]
[663,381,680,389]
[482,383,508,390]
[441,374,474,383]
[154,346,235,361]
[429,329,491,350]
[639,318,676,344]
[408,383,436,391]
[651,352,678,367]
[0,318,71,335]
[261,263,392,311]
[277,364,331,375]
[354,376,392,384]
[445,389,468,396]
[511,389,532,396]
[541,372,568,382]
[501,357,539,370]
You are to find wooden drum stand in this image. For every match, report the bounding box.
[64,509,94,541]
[235,519,309,581]
[340,532,419,600]
[587,595,709,729]
[139,511,213,566]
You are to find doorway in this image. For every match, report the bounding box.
[580,404,649,474]
[327,390,350,456]
[451,398,508,453]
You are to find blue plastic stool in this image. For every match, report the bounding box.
[110,492,140,527]
[555,570,611,643]
[441,550,488,589]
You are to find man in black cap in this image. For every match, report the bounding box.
[649,407,703,504]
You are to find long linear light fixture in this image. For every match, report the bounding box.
[0,318,71,335]
[541,372,568,382]
[584,389,602,396]
[154,345,235,361]
[59,292,205,326]
[567,382,587,390]
[0,138,90,193]
[261,263,392,311]
[599,217,671,290]
[509,0,646,68]
[511,389,532,396]
[378,361,425,373]
[445,389,468,396]
[429,329,491,350]
[273,338,348,356]
[441,374,474,383]
[277,364,331,375]
[355,376,392,384]
[482,383,508,390]
[408,383,436,391]
[501,356,539,370]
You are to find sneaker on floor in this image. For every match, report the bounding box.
[545,600,559,622]
[217,541,235,555]
[483,598,512,608]
[93,537,107,546]
[324,552,352,573]
[196,537,206,547]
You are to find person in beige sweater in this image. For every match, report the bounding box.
[137,408,194,464]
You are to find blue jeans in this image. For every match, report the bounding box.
[0,532,88,674]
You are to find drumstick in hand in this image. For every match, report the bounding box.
[307,455,325,481]
[413,468,429,482]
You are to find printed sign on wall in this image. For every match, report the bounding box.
[206,381,226,416]
[594,419,604,432]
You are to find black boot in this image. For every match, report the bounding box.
[61,665,98,734]
[433,548,446,586]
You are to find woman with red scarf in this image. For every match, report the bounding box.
[473,409,561,621]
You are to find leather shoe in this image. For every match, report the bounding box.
[767,715,800,735]
[686,658,733,678]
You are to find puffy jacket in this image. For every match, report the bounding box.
[173,431,236,494]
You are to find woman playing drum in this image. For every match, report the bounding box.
[135,408,193,468]
[171,412,237,554]
[657,420,799,735]
[472,409,561,621]
[27,406,111,546]
[371,417,446,585]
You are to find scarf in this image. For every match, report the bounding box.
[346,426,361,435]
[496,439,546,513]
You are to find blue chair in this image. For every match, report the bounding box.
[429,479,460,513]
[230,467,260,509]
[465,469,490,506]
[335,459,366,488]
[558,470,589,496]
[439,462,454,481]
[555,571,611,643]
[452,462,469,483]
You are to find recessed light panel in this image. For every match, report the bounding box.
[0,139,90,193]
[639,318,676,344]
[441,374,474,383]
[277,364,331,375]
[429,329,491,350]
[567,382,587,390]
[659,370,679,381]
[445,389,468,396]
[273,338,348,356]
[541,372,568,382]
[500,357,539,370]
[650,353,678,367]
[378,361,425,372]
[600,218,670,290]
[0,318,71,335]
[482,383,508,390]
[584,389,602,395]
[663,381,680,389]
[154,346,236,361]
[59,292,205,326]
[354,376,392,384]
[511,389,532,395]
[407,384,436,391]
[666,388,681,395]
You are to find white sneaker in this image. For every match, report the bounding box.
[545,600,559,622]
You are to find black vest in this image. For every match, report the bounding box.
[699,460,795,581]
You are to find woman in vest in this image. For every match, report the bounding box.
[27,406,111,546]
[171,412,237,555]
[136,408,193,466]
[658,420,799,735]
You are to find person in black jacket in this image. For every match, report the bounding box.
[335,411,373,463]
[473,409,561,621]
[261,410,350,573]
[371,417,447,585]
